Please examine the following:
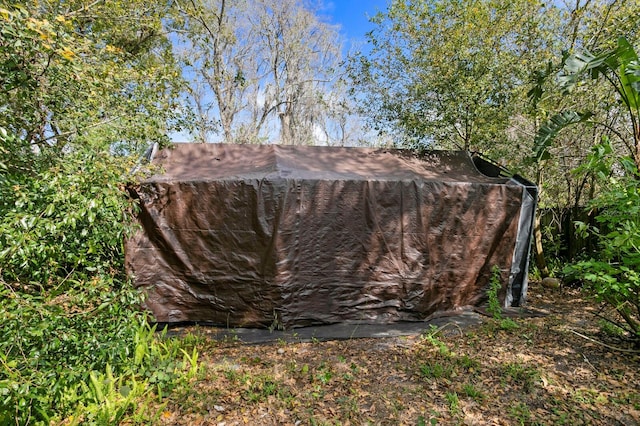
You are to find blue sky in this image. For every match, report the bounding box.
[322,0,390,51]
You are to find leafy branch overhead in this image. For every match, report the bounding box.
[533,37,640,169]
[533,111,593,161]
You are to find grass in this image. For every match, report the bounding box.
[420,361,454,380]
[461,383,484,402]
[487,265,504,319]
[502,362,541,393]
[509,402,532,425]
[445,391,461,416]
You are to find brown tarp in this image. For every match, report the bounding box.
[125,144,536,328]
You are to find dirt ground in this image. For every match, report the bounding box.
[155,283,640,425]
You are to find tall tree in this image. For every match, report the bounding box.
[349,0,560,154]
[1,0,183,166]
[174,0,349,145]
[253,0,342,145]
[1,0,184,282]
[173,0,257,143]
[0,4,191,421]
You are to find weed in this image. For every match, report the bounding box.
[598,319,627,337]
[308,415,333,426]
[613,392,640,410]
[337,395,359,419]
[509,402,531,425]
[498,318,520,331]
[456,354,480,372]
[572,387,608,404]
[223,368,240,382]
[502,362,541,392]
[419,361,453,380]
[462,383,484,402]
[241,355,266,366]
[445,391,461,416]
[417,412,440,425]
[172,384,222,415]
[316,362,334,384]
[0,288,201,425]
[268,310,284,332]
[487,265,503,319]
[557,414,570,424]
[221,330,241,344]
[176,329,208,352]
[244,375,282,403]
[285,360,298,373]
[422,325,450,356]
[520,332,534,345]
[392,397,406,414]
[311,384,326,399]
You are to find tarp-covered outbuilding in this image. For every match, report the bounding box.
[125,144,537,328]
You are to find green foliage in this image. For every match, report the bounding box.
[532,37,640,169]
[419,361,453,381]
[462,383,484,402]
[0,144,200,422]
[244,375,286,403]
[509,402,532,425]
[0,3,195,423]
[502,363,540,393]
[564,141,640,341]
[444,391,461,416]
[487,266,502,318]
[532,34,640,344]
[598,319,627,337]
[0,2,182,166]
[533,111,593,161]
[0,150,134,286]
[349,0,560,155]
[480,267,526,333]
[422,325,450,356]
[486,271,521,331]
[0,276,200,424]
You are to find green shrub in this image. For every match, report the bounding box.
[564,141,640,342]
[0,3,190,420]
[0,139,198,424]
[0,149,135,286]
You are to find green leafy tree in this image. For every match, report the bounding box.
[347,0,639,275]
[524,2,640,273]
[348,0,560,155]
[0,2,190,422]
[0,1,182,168]
[0,1,183,279]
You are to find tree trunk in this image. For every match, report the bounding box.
[279,110,294,145]
[533,162,549,278]
[533,213,549,278]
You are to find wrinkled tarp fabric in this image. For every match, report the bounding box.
[126,144,536,328]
